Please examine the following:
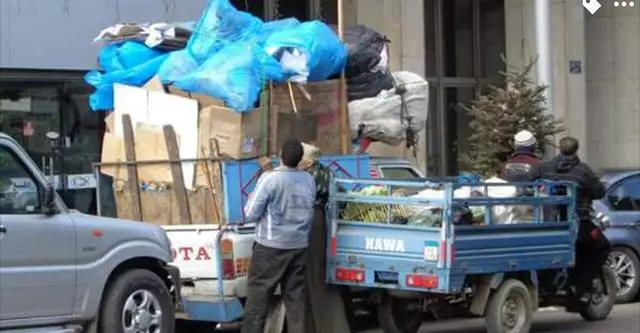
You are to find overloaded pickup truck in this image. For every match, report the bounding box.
[0,132,180,333]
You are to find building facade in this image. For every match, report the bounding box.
[0,0,637,213]
[356,0,640,174]
[0,0,340,213]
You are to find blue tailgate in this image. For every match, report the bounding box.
[328,222,450,291]
[327,178,578,294]
[221,154,370,223]
[326,178,455,293]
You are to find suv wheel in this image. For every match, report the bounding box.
[607,247,640,303]
[99,269,175,333]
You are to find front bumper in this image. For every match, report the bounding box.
[165,264,182,310]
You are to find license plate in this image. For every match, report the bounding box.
[424,246,439,261]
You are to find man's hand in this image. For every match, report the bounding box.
[259,156,273,171]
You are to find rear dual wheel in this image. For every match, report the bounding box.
[377,293,423,333]
[485,279,533,333]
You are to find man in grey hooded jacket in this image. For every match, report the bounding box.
[241,138,316,333]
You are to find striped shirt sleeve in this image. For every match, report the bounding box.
[244,172,275,222]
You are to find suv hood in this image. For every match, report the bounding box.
[68,211,172,262]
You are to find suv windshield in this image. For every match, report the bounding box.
[380,167,420,179]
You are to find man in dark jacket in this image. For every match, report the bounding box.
[502,130,542,179]
[515,136,608,303]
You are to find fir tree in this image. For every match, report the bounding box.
[460,58,564,178]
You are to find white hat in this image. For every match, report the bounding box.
[514,130,536,147]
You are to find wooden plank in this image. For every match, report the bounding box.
[121,114,143,221]
[163,125,192,225]
[337,0,350,154]
[209,138,225,225]
[200,146,221,224]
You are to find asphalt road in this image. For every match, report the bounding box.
[362,304,640,333]
[178,303,640,332]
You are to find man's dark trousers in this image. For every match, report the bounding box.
[574,219,611,298]
[241,243,307,333]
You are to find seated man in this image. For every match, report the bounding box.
[513,136,608,302]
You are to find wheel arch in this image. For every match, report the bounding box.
[83,257,174,332]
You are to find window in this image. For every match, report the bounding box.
[379,167,421,180]
[607,176,640,211]
[0,146,41,214]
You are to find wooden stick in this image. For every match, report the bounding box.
[337,0,350,154]
[287,81,298,114]
[209,138,225,226]
[121,114,143,221]
[200,146,221,224]
[295,84,312,101]
[163,125,192,225]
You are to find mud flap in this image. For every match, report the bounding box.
[470,273,504,316]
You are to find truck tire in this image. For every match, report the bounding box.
[377,293,423,333]
[579,266,617,321]
[485,279,533,333]
[99,269,175,333]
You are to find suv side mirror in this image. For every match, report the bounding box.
[42,185,58,216]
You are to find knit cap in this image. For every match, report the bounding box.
[514,130,536,147]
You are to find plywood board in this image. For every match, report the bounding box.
[134,124,176,183]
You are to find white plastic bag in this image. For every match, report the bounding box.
[348,71,429,145]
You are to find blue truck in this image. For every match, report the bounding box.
[326,176,617,333]
[153,154,615,333]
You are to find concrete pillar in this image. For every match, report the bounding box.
[504,0,588,161]
[585,3,640,170]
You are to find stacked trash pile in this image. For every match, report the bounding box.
[86,0,429,150]
[86,0,346,112]
[344,26,429,148]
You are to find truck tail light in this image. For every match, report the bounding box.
[406,274,438,289]
[335,268,365,283]
[234,257,251,277]
[220,239,235,280]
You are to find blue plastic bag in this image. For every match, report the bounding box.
[86,54,169,111]
[156,49,199,84]
[264,20,347,82]
[261,18,300,41]
[98,44,124,72]
[98,41,164,72]
[174,43,280,112]
[187,0,263,62]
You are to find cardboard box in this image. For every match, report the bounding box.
[269,80,342,155]
[143,76,223,109]
[142,77,268,185]
[198,105,267,159]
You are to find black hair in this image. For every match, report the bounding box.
[280,138,304,168]
[558,136,579,156]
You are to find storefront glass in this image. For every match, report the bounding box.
[0,75,104,214]
[424,0,505,175]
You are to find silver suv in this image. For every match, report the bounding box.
[0,133,179,333]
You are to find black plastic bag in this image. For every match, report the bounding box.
[344,25,390,77]
[347,70,394,101]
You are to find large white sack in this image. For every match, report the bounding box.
[348,71,429,145]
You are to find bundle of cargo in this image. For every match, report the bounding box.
[348,71,429,147]
[88,0,349,225]
[98,77,343,225]
[342,25,429,148]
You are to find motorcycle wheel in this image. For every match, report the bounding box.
[579,265,617,321]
